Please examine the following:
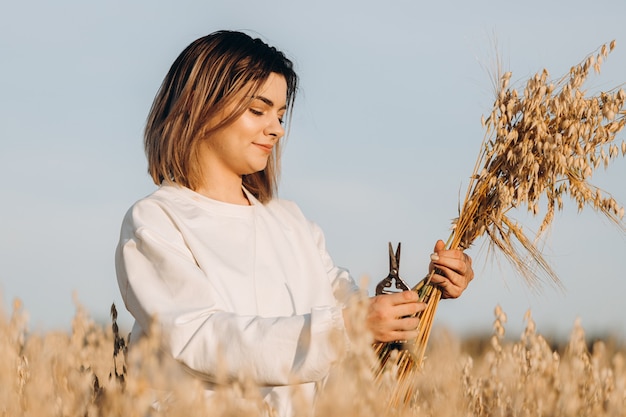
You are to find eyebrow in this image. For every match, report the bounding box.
[251,95,287,111]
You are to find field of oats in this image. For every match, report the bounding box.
[2,295,625,417]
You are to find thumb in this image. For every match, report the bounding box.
[433,239,445,253]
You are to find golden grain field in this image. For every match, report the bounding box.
[2,295,625,417]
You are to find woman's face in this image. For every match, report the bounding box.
[199,72,287,182]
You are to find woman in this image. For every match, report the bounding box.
[115,30,473,416]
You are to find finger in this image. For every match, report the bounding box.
[431,240,468,262]
[377,315,421,331]
[436,277,463,299]
[428,266,449,284]
[431,250,471,279]
[395,316,421,331]
[395,289,420,304]
[374,323,419,342]
[433,249,466,268]
[432,239,445,254]
[438,252,474,286]
[367,292,420,323]
[393,301,426,318]
[429,265,466,298]
[375,290,420,307]
[430,265,462,286]
[377,331,419,343]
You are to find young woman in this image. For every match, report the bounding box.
[115,30,474,416]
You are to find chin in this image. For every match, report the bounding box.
[243,166,268,176]
[247,161,270,175]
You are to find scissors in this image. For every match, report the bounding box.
[374,242,418,360]
[375,242,411,295]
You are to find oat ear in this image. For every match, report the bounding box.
[378,40,626,406]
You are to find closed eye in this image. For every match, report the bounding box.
[250,107,285,125]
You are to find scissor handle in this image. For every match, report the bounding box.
[376,274,410,295]
[376,242,410,295]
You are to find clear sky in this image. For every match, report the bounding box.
[1,0,625,341]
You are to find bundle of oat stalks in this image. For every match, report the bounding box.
[376,40,626,407]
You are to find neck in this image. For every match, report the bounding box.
[194,142,253,205]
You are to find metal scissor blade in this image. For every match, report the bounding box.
[376,242,410,295]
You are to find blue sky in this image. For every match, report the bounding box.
[1,0,625,341]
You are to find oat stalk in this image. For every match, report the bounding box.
[377,40,626,407]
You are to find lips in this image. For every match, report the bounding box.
[254,143,273,153]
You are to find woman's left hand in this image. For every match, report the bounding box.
[428,240,474,299]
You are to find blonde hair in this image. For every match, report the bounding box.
[144,30,298,203]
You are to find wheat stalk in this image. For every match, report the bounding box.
[376,40,626,407]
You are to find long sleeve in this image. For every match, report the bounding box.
[115,186,356,387]
[306,219,360,308]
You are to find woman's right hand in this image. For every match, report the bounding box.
[365,291,425,343]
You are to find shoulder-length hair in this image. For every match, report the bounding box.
[144,30,298,203]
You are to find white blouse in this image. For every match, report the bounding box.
[115,184,358,415]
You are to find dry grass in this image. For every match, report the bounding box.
[2,295,626,417]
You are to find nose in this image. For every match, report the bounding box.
[265,117,285,141]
